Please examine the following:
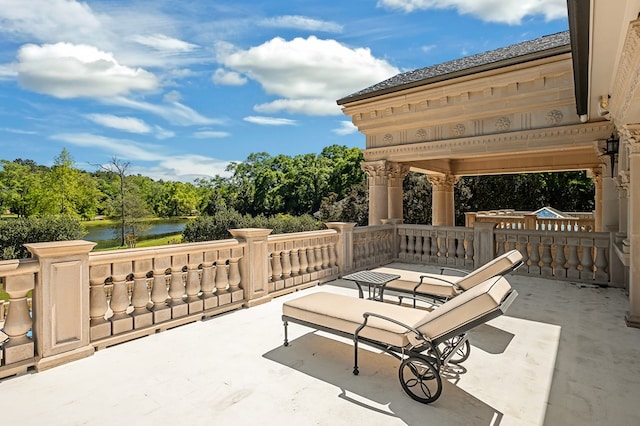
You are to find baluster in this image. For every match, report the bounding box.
[465,233,475,267]
[329,243,337,271]
[430,231,438,260]
[447,232,456,264]
[314,245,323,271]
[131,260,152,329]
[456,232,465,265]
[299,248,309,275]
[422,233,431,262]
[3,274,35,364]
[290,248,301,276]
[306,246,316,274]
[540,237,553,277]
[90,264,111,340]
[437,232,447,263]
[200,257,218,310]
[150,257,171,323]
[109,274,133,334]
[185,254,203,313]
[281,250,292,278]
[215,259,231,305]
[406,232,415,259]
[553,237,567,278]
[399,230,407,260]
[495,233,506,256]
[566,238,580,279]
[528,236,541,275]
[228,257,242,302]
[169,255,187,319]
[579,240,594,281]
[271,251,282,281]
[321,244,330,270]
[594,242,609,282]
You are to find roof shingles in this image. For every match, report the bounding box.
[338,31,570,104]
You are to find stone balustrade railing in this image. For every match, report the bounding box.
[267,229,340,297]
[0,258,38,378]
[0,221,615,379]
[466,212,595,232]
[352,224,395,269]
[88,238,246,350]
[495,228,610,284]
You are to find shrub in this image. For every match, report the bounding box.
[0,216,86,260]
[182,207,323,243]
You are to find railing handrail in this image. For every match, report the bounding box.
[267,228,337,243]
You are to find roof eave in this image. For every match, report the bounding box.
[337,44,572,106]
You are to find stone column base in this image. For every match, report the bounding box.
[625,311,640,328]
[36,344,95,372]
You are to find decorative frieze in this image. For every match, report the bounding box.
[452,123,466,136]
[611,19,640,125]
[545,110,563,125]
[495,116,511,131]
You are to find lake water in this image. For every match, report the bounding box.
[84,218,189,247]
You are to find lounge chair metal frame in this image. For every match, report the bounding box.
[282,285,518,404]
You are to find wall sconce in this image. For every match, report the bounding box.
[604,133,620,177]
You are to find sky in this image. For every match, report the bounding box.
[0,0,569,182]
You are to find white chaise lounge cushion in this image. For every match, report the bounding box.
[282,276,512,348]
[375,249,522,297]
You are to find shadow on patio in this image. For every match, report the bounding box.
[1,265,639,425]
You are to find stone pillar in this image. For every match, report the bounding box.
[623,127,640,327]
[24,240,96,371]
[229,228,273,308]
[325,222,356,273]
[589,168,604,232]
[616,172,630,244]
[429,174,458,226]
[362,160,389,225]
[473,222,498,268]
[387,162,410,220]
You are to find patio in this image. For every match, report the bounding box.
[2,264,638,426]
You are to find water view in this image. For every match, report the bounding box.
[84,218,189,249]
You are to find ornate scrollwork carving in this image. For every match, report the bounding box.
[383,133,394,144]
[428,174,459,189]
[416,128,427,140]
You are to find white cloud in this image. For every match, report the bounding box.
[51,132,161,161]
[85,113,151,134]
[0,127,37,135]
[212,68,247,86]
[0,0,103,44]
[16,42,158,98]
[243,116,297,126]
[332,121,358,135]
[130,34,198,52]
[377,0,567,25]
[0,63,18,79]
[217,36,398,116]
[154,126,175,140]
[260,15,343,33]
[194,130,231,138]
[106,96,223,126]
[421,44,437,53]
[133,155,232,182]
[254,99,338,116]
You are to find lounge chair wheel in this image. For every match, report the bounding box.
[398,356,442,404]
[440,336,471,364]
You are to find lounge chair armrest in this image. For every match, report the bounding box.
[361,312,426,342]
[438,267,467,276]
[418,274,461,291]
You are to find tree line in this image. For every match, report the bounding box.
[0,145,595,230]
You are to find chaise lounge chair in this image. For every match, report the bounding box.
[373,249,523,306]
[282,275,518,403]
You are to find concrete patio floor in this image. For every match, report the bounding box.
[2,263,639,425]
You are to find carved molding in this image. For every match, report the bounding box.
[495,116,511,131]
[363,122,614,161]
[452,123,466,136]
[611,19,640,125]
[361,160,410,181]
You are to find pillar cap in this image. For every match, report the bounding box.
[25,240,96,258]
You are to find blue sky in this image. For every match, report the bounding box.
[0,0,568,182]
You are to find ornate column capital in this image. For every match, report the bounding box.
[427,174,459,190]
[360,160,409,178]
